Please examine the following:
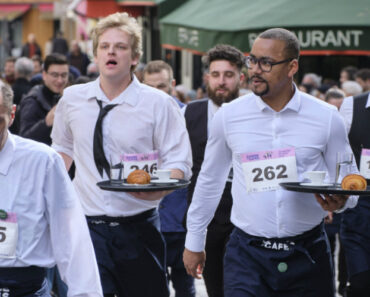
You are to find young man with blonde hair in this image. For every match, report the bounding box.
[52,12,192,297]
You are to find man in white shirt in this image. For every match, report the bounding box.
[51,13,192,297]
[0,81,102,296]
[339,91,370,297]
[183,28,357,297]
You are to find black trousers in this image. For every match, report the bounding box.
[0,266,49,297]
[87,208,169,297]
[224,223,335,297]
[203,223,234,297]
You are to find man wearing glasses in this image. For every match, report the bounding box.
[184,28,357,297]
[19,53,69,145]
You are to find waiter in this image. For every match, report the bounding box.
[0,81,102,296]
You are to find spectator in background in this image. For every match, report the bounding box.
[340,66,358,85]
[67,40,90,75]
[2,56,16,85]
[51,31,69,56]
[324,87,345,110]
[300,72,322,95]
[134,62,146,82]
[31,55,43,75]
[342,80,363,97]
[87,62,99,79]
[175,84,188,104]
[9,57,34,134]
[355,68,370,92]
[21,33,42,58]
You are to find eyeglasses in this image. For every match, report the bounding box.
[246,56,294,73]
[47,72,69,79]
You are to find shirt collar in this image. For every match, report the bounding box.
[87,75,141,107]
[254,84,301,113]
[366,92,370,109]
[0,131,15,176]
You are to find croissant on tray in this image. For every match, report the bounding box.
[127,169,151,184]
[341,174,367,191]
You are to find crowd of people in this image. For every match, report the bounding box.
[0,11,369,297]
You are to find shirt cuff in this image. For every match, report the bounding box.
[185,232,207,252]
[51,144,74,159]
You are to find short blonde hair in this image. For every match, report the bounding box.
[91,12,142,71]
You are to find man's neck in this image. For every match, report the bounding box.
[99,75,133,101]
[262,84,295,112]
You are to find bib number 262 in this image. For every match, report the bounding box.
[252,164,288,182]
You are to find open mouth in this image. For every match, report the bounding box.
[106,60,117,66]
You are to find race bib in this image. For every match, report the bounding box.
[123,151,158,178]
[240,148,298,193]
[360,148,370,179]
[0,212,18,259]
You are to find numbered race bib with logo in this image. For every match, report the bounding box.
[0,212,18,258]
[360,148,370,179]
[240,147,298,193]
[123,151,158,178]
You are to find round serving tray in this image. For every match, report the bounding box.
[279,182,370,196]
[97,179,190,192]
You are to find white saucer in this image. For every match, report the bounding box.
[300,182,333,187]
[122,183,151,187]
[151,179,179,184]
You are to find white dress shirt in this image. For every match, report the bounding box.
[51,76,192,217]
[186,88,358,252]
[0,133,102,297]
[339,93,370,133]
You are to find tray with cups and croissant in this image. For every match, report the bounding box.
[280,174,370,195]
[97,169,190,192]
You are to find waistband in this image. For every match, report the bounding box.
[0,266,46,280]
[86,208,157,225]
[235,223,324,248]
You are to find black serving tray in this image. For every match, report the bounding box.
[279,182,370,196]
[97,179,190,192]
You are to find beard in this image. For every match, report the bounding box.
[250,76,269,97]
[207,85,240,106]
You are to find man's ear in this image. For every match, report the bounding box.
[8,104,16,127]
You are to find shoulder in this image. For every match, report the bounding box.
[299,91,337,112]
[187,98,208,107]
[61,80,95,101]
[14,135,61,164]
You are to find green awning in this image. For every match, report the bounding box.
[160,0,370,55]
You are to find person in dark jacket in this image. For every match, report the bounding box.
[9,57,34,134]
[19,54,68,145]
[21,33,42,58]
[67,40,90,75]
[51,31,69,56]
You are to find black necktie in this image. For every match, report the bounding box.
[93,99,118,177]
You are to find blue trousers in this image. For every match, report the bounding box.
[87,208,169,297]
[0,266,50,297]
[224,223,334,297]
[163,232,195,297]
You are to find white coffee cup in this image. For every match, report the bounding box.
[153,169,171,181]
[303,171,326,184]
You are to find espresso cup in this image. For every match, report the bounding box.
[304,171,326,184]
[153,169,171,181]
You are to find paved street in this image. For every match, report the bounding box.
[169,277,208,297]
